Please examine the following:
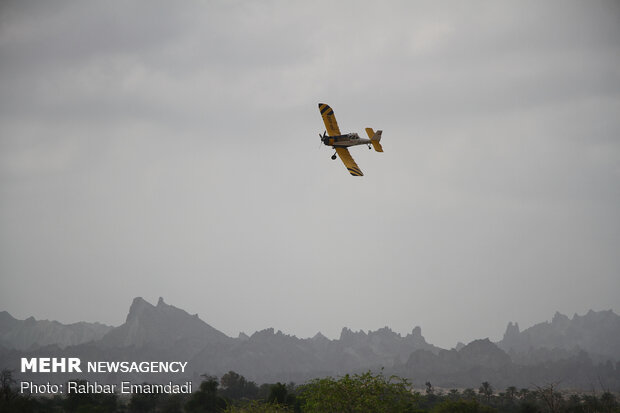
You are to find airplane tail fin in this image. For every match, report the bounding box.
[365,128,383,152]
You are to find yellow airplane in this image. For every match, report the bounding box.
[318,103,383,176]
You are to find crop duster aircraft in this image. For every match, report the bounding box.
[318,103,383,176]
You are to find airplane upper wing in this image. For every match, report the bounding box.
[335,147,363,176]
[318,103,341,136]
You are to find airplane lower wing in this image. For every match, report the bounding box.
[335,147,363,176]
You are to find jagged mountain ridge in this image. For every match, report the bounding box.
[2,299,618,363]
[1,298,618,388]
[0,311,112,350]
[188,324,440,383]
[392,339,513,388]
[98,297,231,358]
[0,297,440,383]
[95,297,440,382]
[498,310,620,363]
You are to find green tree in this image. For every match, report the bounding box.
[425,381,435,396]
[300,371,418,413]
[268,383,288,405]
[64,380,117,413]
[154,393,187,413]
[505,387,517,403]
[186,376,227,413]
[432,399,496,413]
[582,394,601,413]
[220,371,259,401]
[600,391,618,413]
[0,396,40,413]
[449,389,461,401]
[0,370,15,403]
[258,383,273,401]
[266,382,299,412]
[518,401,541,413]
[463,389,478,401]
[129,388,160,413]
[518,388,536,403]
[225,400,290,413]
[478,382,493,404]
[566,394,583,413]
[534,383,562,413]
[0,371,40,413]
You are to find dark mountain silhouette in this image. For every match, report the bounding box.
[392,339,513,388]
[497,310,620,364]
[1,298,618,389]
[392,338,619,390]
[98,297,231,358]
[0,311,112,350]
[188,324,440,383]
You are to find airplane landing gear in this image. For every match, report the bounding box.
[331,153,337,160]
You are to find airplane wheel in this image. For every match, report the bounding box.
[331,155,337,160]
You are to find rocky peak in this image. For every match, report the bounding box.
[339,327,367,342]
[365,327,401,346]
[405,326,428,343]
[404,326,433,349]
[251,328,275,339]
[497,309,620,363]
[459,338,511,367]
[126,297,155,322]
[101,297,230,351]
[0,311,19,330]
[310,332,326,340]
[370,326,397,337]
[0,311,112,350]
[503,321,520,341]
[461,338,493,352]
[551,311,570,329]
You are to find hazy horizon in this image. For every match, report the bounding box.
[4,295,619,349]
[1,1,619,349]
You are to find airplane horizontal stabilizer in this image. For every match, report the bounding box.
[365,128,383,152]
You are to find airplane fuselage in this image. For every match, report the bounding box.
[322,133,371,148]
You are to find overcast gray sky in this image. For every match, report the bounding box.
[1,1,619,349]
